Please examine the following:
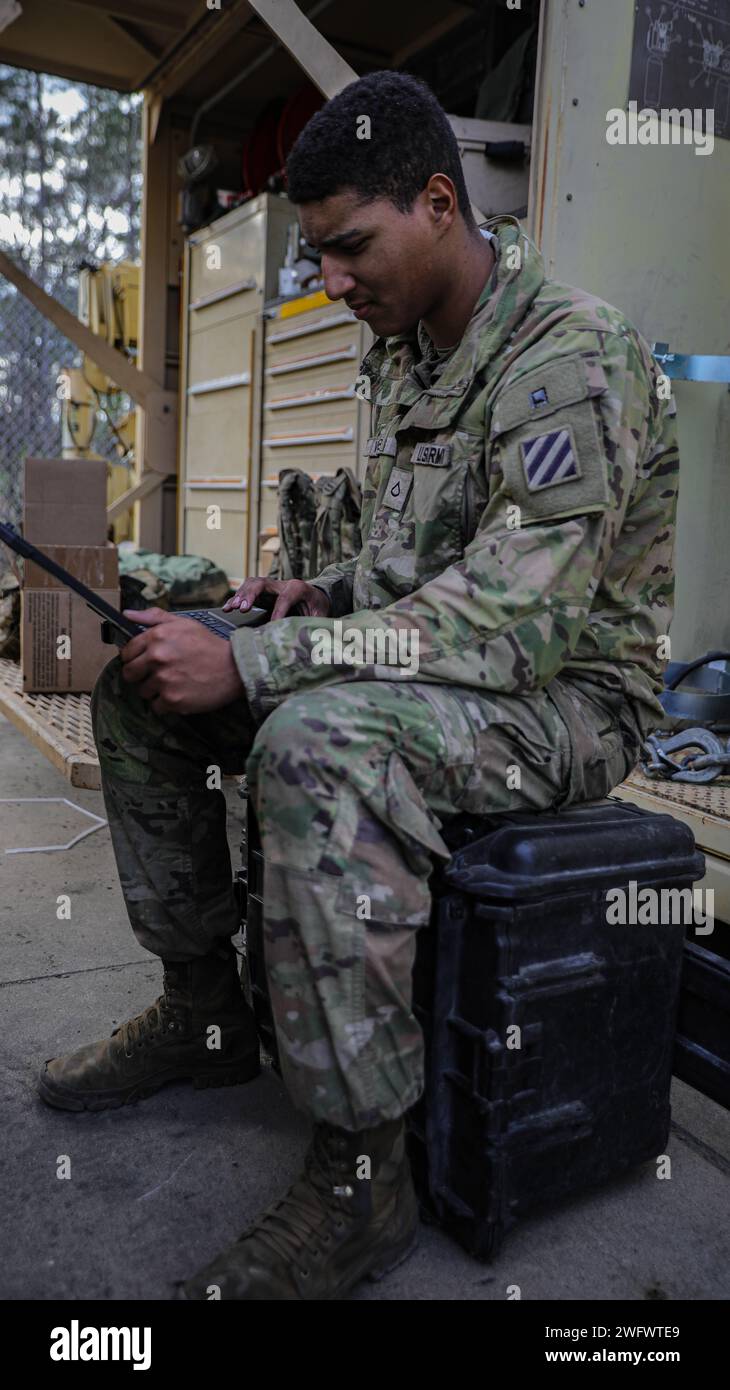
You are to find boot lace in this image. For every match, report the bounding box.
[115,962,190,1057]
[117,1000,166,1057]
[238,1129,357,1276]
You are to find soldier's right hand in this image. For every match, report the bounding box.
[222,577,331,620]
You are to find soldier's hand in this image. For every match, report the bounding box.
[119,608,246,715]
[223,577,331,620]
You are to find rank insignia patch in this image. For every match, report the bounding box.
[520,428,581,491]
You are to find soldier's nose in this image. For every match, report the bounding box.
[321,257,356,302]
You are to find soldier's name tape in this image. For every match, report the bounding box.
[364,437,453,467]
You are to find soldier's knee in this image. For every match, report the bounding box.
[246,694,334,793]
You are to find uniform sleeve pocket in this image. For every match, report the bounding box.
[490,354,611,523]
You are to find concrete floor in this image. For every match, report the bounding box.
[1,710,728,1302]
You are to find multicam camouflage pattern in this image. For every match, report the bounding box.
[230,216,679,743]
[92,653,635,1128]
[270,466,363,581]
[118,549,230,610]
[92,215,677,1129]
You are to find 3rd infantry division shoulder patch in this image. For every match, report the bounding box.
[520,428,582,491]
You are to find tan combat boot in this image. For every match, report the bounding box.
[181,1116,419,1300]
[38,939,260,1111]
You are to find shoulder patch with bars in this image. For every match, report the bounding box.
[491,353,611,521]
[521,427,581,491]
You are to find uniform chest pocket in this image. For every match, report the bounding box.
[410,429,486,551]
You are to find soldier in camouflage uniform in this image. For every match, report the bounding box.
[39,72,678,1301]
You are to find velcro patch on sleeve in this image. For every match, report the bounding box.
[497,399,610,521]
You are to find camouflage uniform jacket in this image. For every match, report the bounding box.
[231,217,678,732]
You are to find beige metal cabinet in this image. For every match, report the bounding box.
[256,291,373,571]
[178,193,295,583]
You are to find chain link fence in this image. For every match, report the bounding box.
[0,275,130,529]
[0,278,67,526]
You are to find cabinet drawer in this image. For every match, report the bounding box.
[188,312,256,387]
[184,483,248,581]
[184,389,251,478]
[189,210,266,302]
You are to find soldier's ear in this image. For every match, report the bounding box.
[423,175,458,232]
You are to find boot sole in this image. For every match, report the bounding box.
[178,1224,420,1302]
[37,1050,261,1113]
[366,1227,419,1282]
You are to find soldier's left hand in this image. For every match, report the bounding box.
[119,608,246,715]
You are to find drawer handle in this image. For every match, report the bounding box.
[266,346,357,376]
[266,386,356,410]
[268,311,356,343]
[189,278,257,310]
[263,428,354,448]
[187,372,251,395]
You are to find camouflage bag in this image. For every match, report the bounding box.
[310,468,362,577]
[270,467,362,581]
[117,549,231,609]
[269,470,317,581]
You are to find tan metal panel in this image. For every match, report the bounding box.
[184,488,248,581]
[265,326,362,376]
[188,292,260,339]
[260,442,359,473]
[265,302,357,341]
[188,307,257,384]
[531,0,730,350]
[530,0,730,663]
[262,397,358,441]
[184,388,251,478]
[189,208,267,302]
[264,378,355,408]
[448,116,532,218]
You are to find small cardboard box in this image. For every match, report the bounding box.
[21,545,119,693]
[24,457,109,546]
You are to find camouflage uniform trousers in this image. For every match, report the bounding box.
[91,657,639,1131]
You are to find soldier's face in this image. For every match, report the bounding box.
[298,188,450,338]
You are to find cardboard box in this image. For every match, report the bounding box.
[23,457,108,546]
[21,458,118,692]
[21,545,119,694]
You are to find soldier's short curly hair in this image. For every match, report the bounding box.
[286,70,475,225]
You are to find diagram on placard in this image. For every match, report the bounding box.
[644,5,682,106]
[629,0,730,139]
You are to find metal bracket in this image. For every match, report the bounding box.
[652,343,730,384]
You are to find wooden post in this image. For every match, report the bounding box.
[136,93,179,550]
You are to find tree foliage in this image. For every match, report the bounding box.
[0,66,142,517]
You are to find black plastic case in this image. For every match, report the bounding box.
[239,796,707,1260]
[408,799,705,1258]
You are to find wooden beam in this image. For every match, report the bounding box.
[245,0,357,98]
[0,249,161,404]
[144,0,254,100]
[110,17,165,61]
[0,45,133,91]
[391,7,473,68]
[106,470,166,522]
[63,0,188,30]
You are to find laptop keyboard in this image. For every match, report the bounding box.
[179,610,234,640]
